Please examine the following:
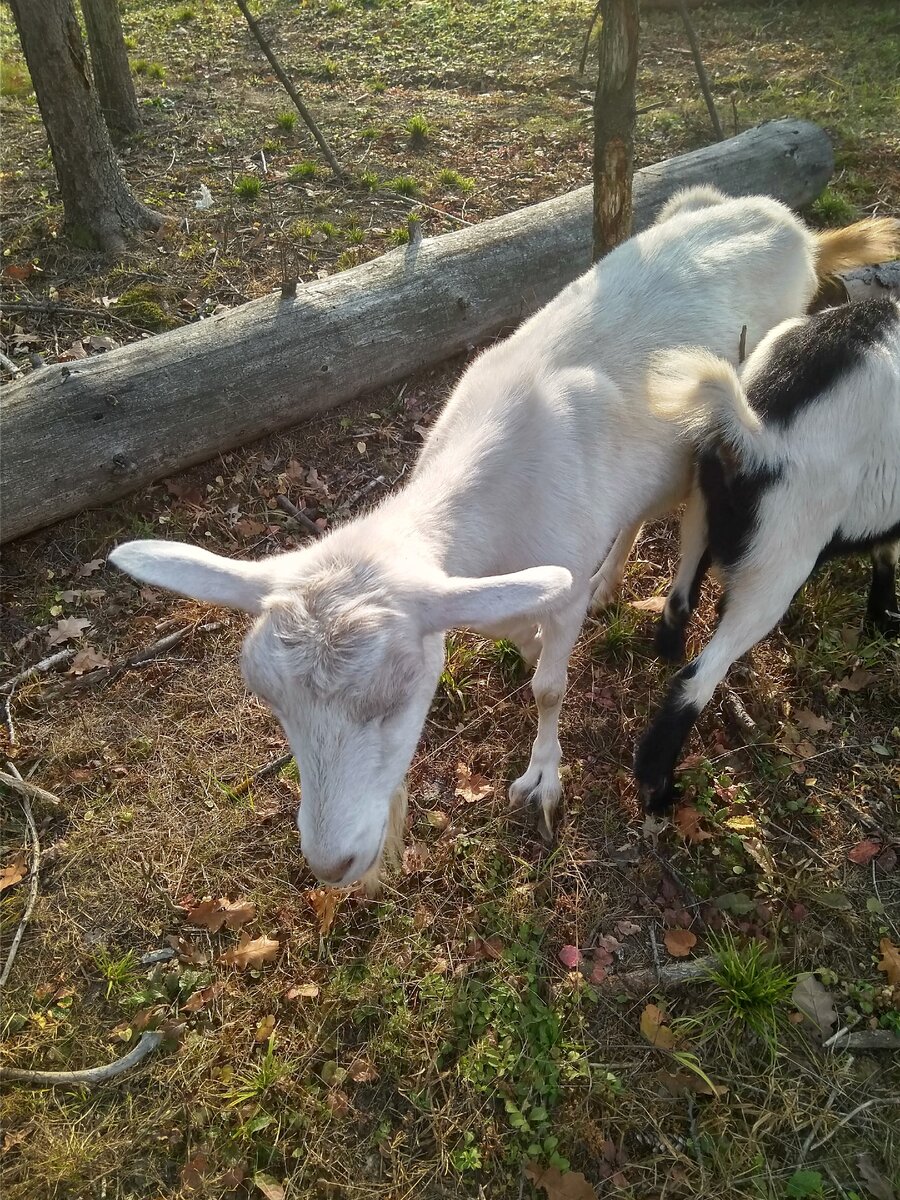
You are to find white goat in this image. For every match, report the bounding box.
[109,188,898,890]
[635,298,900,813]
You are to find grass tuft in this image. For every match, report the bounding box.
[234,174,262,200]
[388,174,420,197]
[275,109,297,132]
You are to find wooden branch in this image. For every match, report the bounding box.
[276,494,323,538]
[824,1028,900,1053]
[1,649,76,692]
[57,620,225,693]
[0,121,836,544]
[578,0,604,76]
[0,769,62,809]
[599,956,715,993]
[0,350,23,377]
[234,0,344,180]
[0,763,41,987]
[675,0,724,140]
[0,1031,163,1086]
[592,0,640,262]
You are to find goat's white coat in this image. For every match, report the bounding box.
[108,189,894,886]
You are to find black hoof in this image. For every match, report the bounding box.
[654,617,687,664]
[638,776,678,814]
[863,611,900,640]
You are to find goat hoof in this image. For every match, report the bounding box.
[638,776,677,814]
[863,612,900,640]
[654,619,686,663]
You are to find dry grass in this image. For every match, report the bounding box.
[2,1,900,1197]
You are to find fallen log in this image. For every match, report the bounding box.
[0,119,834,544]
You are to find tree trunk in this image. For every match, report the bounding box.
[80,0,141,141]
[0,120,835,544]
[9,0,161,251]
[592,0,640,261]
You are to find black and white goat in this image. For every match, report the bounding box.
[635,298,900,813]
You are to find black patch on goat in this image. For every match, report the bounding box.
[747,298,899,427]
[815,519,900,568]
[634,662,701,813]
[655,548,711,663]
[698,450,781,570]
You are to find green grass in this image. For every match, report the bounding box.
[93,948,139,1001]
[289,159,318,179]
[233,174,262,200]
[437,167,474,193]
[387,174,420,197]
[406,112,430,146]
[809,186,858,225]
[275,110,297,132]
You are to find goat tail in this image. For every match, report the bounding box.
[648,347,765,460]
[814,217,900,281]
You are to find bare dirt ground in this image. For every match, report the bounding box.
[1,2,899,1199]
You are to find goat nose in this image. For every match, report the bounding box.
[310,854,357,885]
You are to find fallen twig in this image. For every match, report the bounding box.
[2,684,16,748]
[807,1097,898,1154]
[0,1031,163,1086]
[341,475,386,511]
[824,1028,900,1052]
[600,956,715,994]
[230,750,294,795]
[276,494,323,538]
[0,349,23,376]
[0,768,62,809]
[59,620,225,694]
[234,0,344,180]
[674,0,724,139]
[1,649,77,692]
[721,682,759,741]
[0,763,41,987]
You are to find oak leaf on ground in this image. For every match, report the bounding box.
[877,938,900,987]
[525,1162,599,1200]
[0,850,27,893]
[218,933,280,971]
[847,839,883,866]
[663,928,697,957]
[673,803,714,844]
[640,1003,676,1049]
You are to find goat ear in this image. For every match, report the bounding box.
[108,540,277,614]
[421,566,573,633]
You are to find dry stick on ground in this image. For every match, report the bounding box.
[600,956,715,994]
[721,683,760,741]
[0,350,23,376]
[0,769,62,809]
[0,1031,164,1086]
[231,750,294,795]
[234,0,344,180]
[276,494,324,538]
[0,763,41,988]
[1,648,77,692]
[675,0,724,140]
[592,0,640,262]
[58,620,225,695]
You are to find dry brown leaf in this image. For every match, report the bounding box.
[46,616,92,647]
[184,898,228,932]
[181,1152,210,1191]
[346,1056,378,1083]
[615,919,641,937]
[307,887,341,936]
[877,938,900,988]
[0,850,28,893]
[255,1175,286,1200]
[77,558,105,578]
[848,839,883,866]
[285,982,319,1000]
[835,667,877,692]
[663,928,697,957]
[673,803,715,844]
[656,1069,727,1098]
[525,1162,599,1200]
[255,1014,276,1042]
[640,1003,676,1050]
[402,841,430,874]
[66,646,111,676]
[166,934,209,966]
[222,900,256,931]
[454,762,493,803]
[794,707,833,733]
[219,933,280,971]
[182,983,224,1014]
[628,594,667,613]
[855,1152,895,1200]
[791,974,838,1035]
[4,262,34,281]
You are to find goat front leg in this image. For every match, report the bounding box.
[509,596,587,842]
[635,558,815,812]
[589,522,643,614]
[864,540,900,637]
[656,486,711,663]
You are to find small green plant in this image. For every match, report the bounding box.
[449,1132,482,1172]
[684,934,795,1054]
[223,1037,294,1106]
[289,219,313,239]
[359,170,380,192]
[131,58,150,75]
[172,5,195,22]
[234,174,262,200]
[262,137,280,153]
[0,62,32,98]
[784,1170,825,1198]
[328,0,347,11]
[146,62,166,81]
[94,948,138,1000]
[406,113,430,147]
[360,125,379,140]
[317,220,338,238]
[290,160,318,179]
[439,634,478,707]
[320,58,340,81]
[116,283,176,332]
[488,638,525,682]
[809,186,856,226]
[437,167,474,194]
[346,224,365,245]
[369,77,387,94]
[276,110,297,132]
[388,174,419,197]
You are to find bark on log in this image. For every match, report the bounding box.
[0,119,834,544]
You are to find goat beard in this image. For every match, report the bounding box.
[358,780,409,898]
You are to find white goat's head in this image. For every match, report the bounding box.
[109,539,571,888]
